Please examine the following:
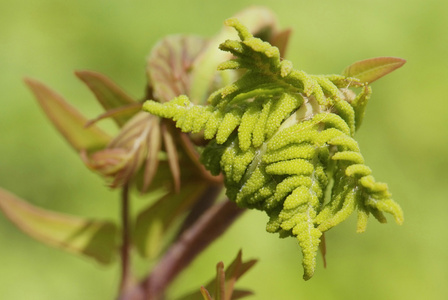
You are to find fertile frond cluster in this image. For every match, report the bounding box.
[143,18,403,280]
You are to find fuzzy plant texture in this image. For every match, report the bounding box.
[143,18,404,280]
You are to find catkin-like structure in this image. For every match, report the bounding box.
[143,18,403,280]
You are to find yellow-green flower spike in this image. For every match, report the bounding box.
[238,105,261,151]
[143,18,403,280]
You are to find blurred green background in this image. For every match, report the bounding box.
[1,0,447,299]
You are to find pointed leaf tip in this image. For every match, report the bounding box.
[176,250,256,300]
[147,35,207,103]
[0,188,119,264]
[75,70,137,126]
[200,287,213,300]
[24,78,111,152]
[215,261,226,300]
[342,57,406,84]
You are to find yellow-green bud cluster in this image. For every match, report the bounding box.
[143,18,403,280]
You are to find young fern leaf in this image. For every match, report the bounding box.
[143,18,403,280]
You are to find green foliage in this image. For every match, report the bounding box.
[0,188,119,264]
[25,79,112,153]
[144,18,404,280]
[75,70,141,126]
[342,57,406,84]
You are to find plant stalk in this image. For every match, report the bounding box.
[126,199,245,300]
[118,183,132,297]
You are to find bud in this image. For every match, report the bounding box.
[82,112,161,190]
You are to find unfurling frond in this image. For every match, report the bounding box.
[143,18,403,280]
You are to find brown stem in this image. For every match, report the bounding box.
[118,183,132,297]
[140,199,245,299]
[176,185,223,238]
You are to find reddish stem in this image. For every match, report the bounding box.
[118,183,132,297]
[143,199,244,299]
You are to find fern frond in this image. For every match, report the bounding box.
[143,18,403,280]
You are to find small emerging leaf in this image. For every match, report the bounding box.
[161,121,181,193]
[342,57,406,84]
[25,78,111,152]
[147,35,208,102]
[141,117,162,192]
[215,262,226,300]
[177,250,257,300]
[75,70,138,126]
[224,250,258,290]
[0,188,119,264]
[200,287,213,300]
